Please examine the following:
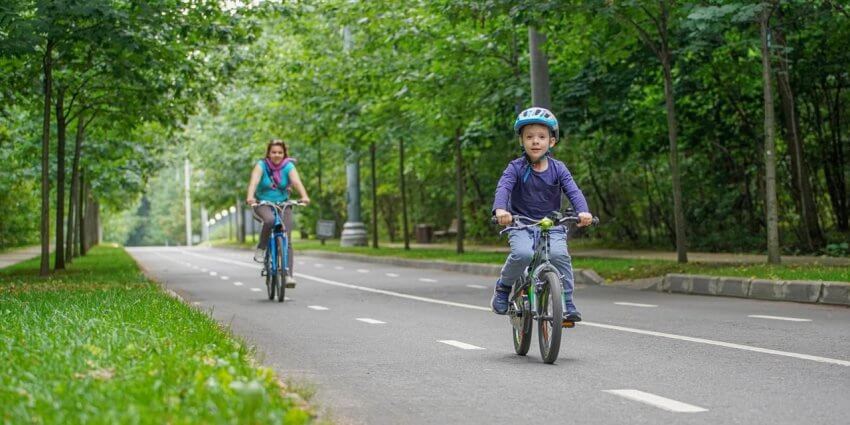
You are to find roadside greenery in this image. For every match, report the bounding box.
[0,246,312,423]
[214,238,850,282]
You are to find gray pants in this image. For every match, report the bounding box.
[253,204,294,277]
[499,228,576,302]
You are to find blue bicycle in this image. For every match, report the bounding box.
[254,200,303,302]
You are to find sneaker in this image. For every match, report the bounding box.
[253,248,266,263]
[285,275,297,288]
[490,280,512,315]
[563,296,582,322]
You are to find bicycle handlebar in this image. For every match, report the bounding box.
[492,214,599,234]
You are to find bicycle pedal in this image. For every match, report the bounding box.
[285,282,296,288]
[562,320,576,328]
[260,269,267,277]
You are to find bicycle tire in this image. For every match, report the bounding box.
[511,285,533,356]
[276,236,286,302]
[537,271,563,364]
[265,251,275,300]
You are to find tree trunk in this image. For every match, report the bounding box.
[79,175,88,256]
[76,170,84,257]
[773,24,823,250]
[40,40,53,276]
[454,128,465,254]
[399,138,410,250]
[760,7,781,264]
[370,142,378,249]
[66,115,83,262]
[54,87,66,270]
[660,49,688,263]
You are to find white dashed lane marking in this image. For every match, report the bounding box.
[209,271,217,276]
[221,276,229,280]
[308,305,329,311]
[356,318,386,325]
[234,282,244,287]
[602,389,707,413]
[250,288,262,292]
[314,263,325,268]
[438,340,485,350]
[748,315,811,322]
[614,302,658,308]
[466,284,487,289]
[419,278,437,283]
[334,266,344,270]
[386,273,399,277]
[201,268,208,272]
[357,269,369,273]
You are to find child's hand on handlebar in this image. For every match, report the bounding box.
[494,209,513,226]
[577,212,593,227]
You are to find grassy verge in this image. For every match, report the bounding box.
[0,246,313,424]
[214,238,849,282]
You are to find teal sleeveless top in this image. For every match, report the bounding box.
[256,160,295,203]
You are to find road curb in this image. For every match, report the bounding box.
[658,273,850,306]
[300,250,606,286]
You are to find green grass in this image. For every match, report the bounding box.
[0,246,313,424]
[214,237,850,283]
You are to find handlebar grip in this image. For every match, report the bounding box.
[591,216,600,226]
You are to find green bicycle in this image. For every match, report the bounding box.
[495,212,598,364]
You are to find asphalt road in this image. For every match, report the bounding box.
[127,246,850,425]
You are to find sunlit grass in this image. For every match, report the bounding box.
[0,246,312,424]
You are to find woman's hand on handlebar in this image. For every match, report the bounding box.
[298,197,311,206]
[247,197,258,207]
[494,209,513,226]
[577,212,593,227]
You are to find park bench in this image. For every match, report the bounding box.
[433,218,458,239]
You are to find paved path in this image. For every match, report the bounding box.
[0,246,43,269]
[129,246,850,425]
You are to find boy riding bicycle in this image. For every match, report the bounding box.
[492,107,593,322]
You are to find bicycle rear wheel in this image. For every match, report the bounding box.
[537,271,563,364]
[511,285,533,356]
[265,251,275,300]
[276,236,286,302]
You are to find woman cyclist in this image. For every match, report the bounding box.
[246,139,310,282]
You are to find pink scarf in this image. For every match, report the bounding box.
[264,157,295,190]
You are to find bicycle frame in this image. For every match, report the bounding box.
[256,201,297,277]
[503,223,564,319]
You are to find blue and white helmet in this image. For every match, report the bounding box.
[514,107,559,141]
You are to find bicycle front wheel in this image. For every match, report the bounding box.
[276,236,286,303]
[537,271,563,364]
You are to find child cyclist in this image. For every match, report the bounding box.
[491,107,593,322]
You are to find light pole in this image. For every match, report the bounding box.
[340,25,367,246]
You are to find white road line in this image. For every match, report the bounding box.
[178,250,850,367]
[614,302,658,308]
[250,288,262,292]
[285,297,291,301]
[438,340,485,350]
[603,389,707,413]
[419,278,437,283]
[201,268,208,272]
[466,284,487,289]
[234,282,244,287]
[748,315,812,322]
[314,263,325,268]
[209,271,217,276]
[386,273,399,277]
[220,276,229,280]
[334,266,344,270]
[357,269,369,273]
[356,318,386,325]
[308,305,329,311]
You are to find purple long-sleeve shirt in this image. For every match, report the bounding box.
[492,156,589,219]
